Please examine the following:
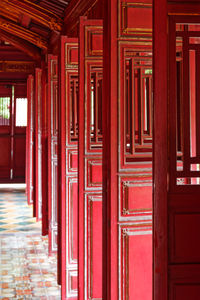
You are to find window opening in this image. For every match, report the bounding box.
[15,98,27,127]
[0,97,10,126]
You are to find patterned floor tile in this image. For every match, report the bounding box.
[0,187,61,299]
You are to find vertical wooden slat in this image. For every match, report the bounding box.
[182,33,190,173]
[169,17,178,189]
[195,50,200,157]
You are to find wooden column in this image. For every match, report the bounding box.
[153,0,168,298]
[48,55,58,251]
[103,0,152,299]
[26,74,35,207]
[58,36,79,300]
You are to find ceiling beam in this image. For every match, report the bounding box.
[0,17,48,50]
[63,0,99,34]
[0,29,42,62]
[0,0,63,31]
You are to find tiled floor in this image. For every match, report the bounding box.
[0,186,61,299]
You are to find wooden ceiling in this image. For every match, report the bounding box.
[0,0,72,59]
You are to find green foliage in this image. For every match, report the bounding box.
[145,69,152,75]
[0,98,10,120]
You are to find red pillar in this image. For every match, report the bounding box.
[153,0,168,298]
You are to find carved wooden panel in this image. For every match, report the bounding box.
[103,1,152,299]
[154,3,200,300]
[119,226,152,299]
[59,37,78,299]
[167,15,200,299]
[26,75,34,205]
[35,68,42,221]
[48,55,58,253]
[118,44,152,300]
[120,44,153,168]
[119,0,152,38]
[168,18,200,189]
[79,17,103,300]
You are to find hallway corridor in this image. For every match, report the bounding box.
[0,186,61,299]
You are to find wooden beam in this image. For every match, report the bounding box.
[21,15,31,28]
[0,30,41,61]
[63,0,99,34]
[0,17,48,50]
[0,0,63,31]
[0,61,35,73]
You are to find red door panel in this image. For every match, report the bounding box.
[0,86,12,181]
[13,136,26,178]
[168,15,200,300]
[48,55,58,253]
[78,17,103,300]
[26,75,35,205]
[0,136,11,178]
[35,68,42,221]
[103,1,152,299]
[59,36,78,299]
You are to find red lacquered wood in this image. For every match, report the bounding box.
[154,2,200,300]
[35,68,42,221]
[13,85,27,181]
[58,36,79,299]
[26,75,35,206]
[0,86,12,181]
[25,93,28,197]
[103,0,152,299]
[153,1,168,299]
[48,54,58,252]
[0,84,27,183]
[78,16,103,300]
[41,63,48,236]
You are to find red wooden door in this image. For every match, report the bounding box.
[35,68,42,221]
[0,84,27,183]
[0,85,13,181]
[58,37,78,299]
[154,2,200,299]
[26,75,35,205]
[103,1,152,299]
[13,85,27,180]
[48,55,58,253]
[79,17,103,300]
